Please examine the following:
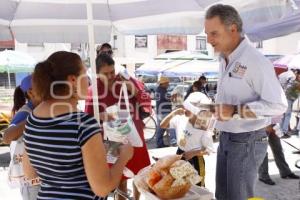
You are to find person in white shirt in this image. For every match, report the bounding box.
[278,69,296,90]
[204,4,288,200]
[160,92,214,187]
[279,69,300,137]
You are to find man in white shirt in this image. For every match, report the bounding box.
[204,4,288,200]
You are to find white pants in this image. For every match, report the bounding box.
[21,185,40,200]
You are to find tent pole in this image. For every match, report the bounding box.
[7,67,11,89]
[87,0,100,122]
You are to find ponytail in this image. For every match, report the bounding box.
[12,86,26,116]
[32,60,55,101]
[32,51,82,101]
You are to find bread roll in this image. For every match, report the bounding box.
[153,155,182,170]
[152,174,191,199]
[145,155,201,199]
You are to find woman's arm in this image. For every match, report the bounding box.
[22,150,38,179]
[3,120,26,144]
[82,133,133,197]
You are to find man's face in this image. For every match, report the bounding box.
[205,16,237,54]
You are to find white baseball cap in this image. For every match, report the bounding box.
[183,92,211,115]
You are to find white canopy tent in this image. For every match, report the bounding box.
[136,50,219,77]
[246,0,300,41]
[161,59,219,77]
[0,0,299,120]
[274,53,300,69]
[0,0,299,43]
[0,50,36,88]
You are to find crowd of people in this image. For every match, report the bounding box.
[2,3,299,200]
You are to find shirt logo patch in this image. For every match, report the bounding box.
[231,62,247,78]
[183,129,192,137]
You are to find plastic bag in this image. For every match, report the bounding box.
[103,82,143,147]
[7,138,25,188]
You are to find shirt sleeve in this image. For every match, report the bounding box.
[245,56,288,117]
[201,133,214,153]
[169,116,179,129]
[10,111,30,126]
[78,114,102,147]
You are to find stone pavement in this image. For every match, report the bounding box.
[0,136,299,200]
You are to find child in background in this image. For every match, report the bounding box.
[160,92,214,186]
[3,75,41,200]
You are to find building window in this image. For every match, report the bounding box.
[256,41,263,49]
[196,36,207,51]
[135,35,148,48]
[157,35,187,54]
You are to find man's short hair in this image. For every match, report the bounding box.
[95,53,115,73]
[205,4,243,33]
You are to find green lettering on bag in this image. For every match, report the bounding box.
[117,123,131,135]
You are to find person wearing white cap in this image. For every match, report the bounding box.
[160,92,215,186]
[155,76,177,147]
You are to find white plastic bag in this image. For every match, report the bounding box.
[7,137,25,188]
[103,82,143,147]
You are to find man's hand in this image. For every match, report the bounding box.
[214,104,235,121]
[214,104,256,121]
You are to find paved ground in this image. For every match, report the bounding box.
[1,135,299,200]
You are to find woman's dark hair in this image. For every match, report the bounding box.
[32,51,82,101]
[12,86,28,116]
[95,53,115,73]
[199,75,207,81]
[192,80,203,91]
[96,43,113,56]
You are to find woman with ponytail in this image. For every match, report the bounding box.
[11,86,26,116]
[3,75,41,200]
[23,51,133,200]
